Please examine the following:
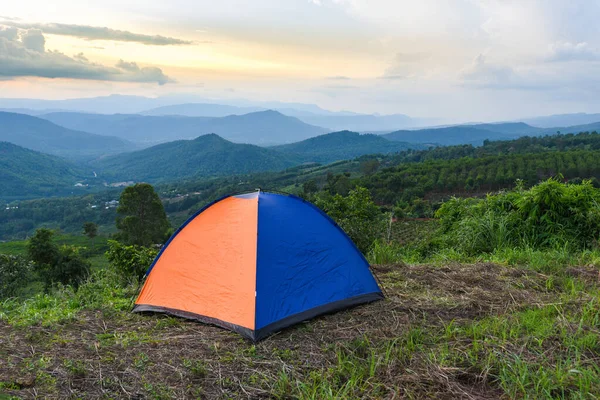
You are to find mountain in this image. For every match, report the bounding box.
[92,134,299,182]
[383,121,600,147]
[546,122,600,135]
[142,103,265,117]
[383,126,516,146]
[0,95,365,118]
[0,142,96,200]
[41,110,329,145]
[467,122,543,135]
[523,113,600,128]
[297,114,423,131]
[272,131,427,163]
[0,95,173,114]
[0,108,69,116]
[0,112,132,159]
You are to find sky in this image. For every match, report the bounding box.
[1,0,599,121]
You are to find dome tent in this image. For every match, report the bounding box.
[133,190,383,341]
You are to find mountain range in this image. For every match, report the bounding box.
[0,112,132,159]
[41,110,329,145]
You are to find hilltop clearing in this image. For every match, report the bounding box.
[1,261,599,398]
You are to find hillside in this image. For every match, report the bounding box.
[293,113,419,131]
[273,130,426,163]
[42,110,329,145]
[92,134,298,182]
[0,142,96,200]
[383,125,514,145]
[0,112,132,159]
[524,113,600,128]
[468,122,542,135]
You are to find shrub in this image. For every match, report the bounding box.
[0,254,33,298]
[434,178,600,255]
[106,240,159,283]
[28,229,90,290]
[315,187,388,254]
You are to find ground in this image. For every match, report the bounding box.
[1,262,599,399]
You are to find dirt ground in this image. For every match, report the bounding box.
[0,263,587,399]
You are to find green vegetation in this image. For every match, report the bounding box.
[0,141,98,201]
[115,183,171,246]
[0,192,120,240]
[106,240,158,282]
[0,255,32,298]
[313,187,389,253]
[28,229,90,290]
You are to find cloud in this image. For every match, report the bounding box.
[460,54,554,91]
[380,52,429,80]
[0,20,192,46]
[326,75,351,80]
[0,28,172,85]
[20,28,45,52]
[378,75,404,80]
[546,42,600,62]
[460,54,518,89]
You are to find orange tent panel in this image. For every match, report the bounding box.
[135,195,258,329]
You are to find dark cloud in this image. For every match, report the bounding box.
[0,29,173,85]
[0,20,192,46]
[20,28,45,52]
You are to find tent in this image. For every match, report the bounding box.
[133,191,383,341]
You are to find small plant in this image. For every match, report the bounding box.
[63,359,86,378]
[133,352,150,371]
[182,359,208,378]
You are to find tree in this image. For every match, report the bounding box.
[83,222,98,249]
[116,183,171,247]
[27,228,90,290]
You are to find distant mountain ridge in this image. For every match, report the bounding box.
[41,110,329,145]
[142,103,265,117]
[91,134,299,182]
[0,112,132,159]
[523,113,600,128]
[272,130,427,163]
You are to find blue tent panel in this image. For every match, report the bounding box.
[255,192,382,338]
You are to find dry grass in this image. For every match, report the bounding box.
[1,262,598,399]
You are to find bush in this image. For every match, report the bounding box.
[0,254,33,298]
[106,240,159,283]
[314,187,388,254]
[28,229,90,290]
[434,178,600,255]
